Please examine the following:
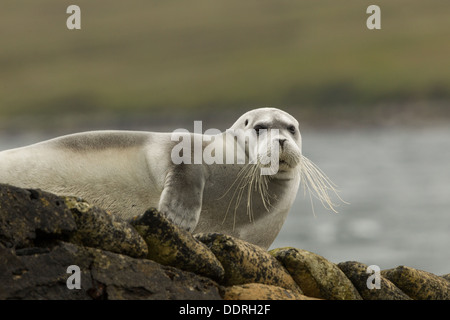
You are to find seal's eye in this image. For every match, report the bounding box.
[288,125,296,135]
[253,124,267,136]
[245,119,248,126]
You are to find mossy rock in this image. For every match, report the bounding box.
[0,241,222,300]
[0,184,148,259]
[270,247,361,300]
[337,261,411,300]
[196,233,301,293]
[382,266,450,300]
[0,184,77,248]
[130,208,224,282]
[221,283,318,300]
[64,196,148,259]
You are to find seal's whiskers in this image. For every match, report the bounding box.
[220,161,273,230]
[298,154,346,213]
[220,163,251,227]
[257,166,272,212]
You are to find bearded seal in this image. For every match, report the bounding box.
[0,108,339,249]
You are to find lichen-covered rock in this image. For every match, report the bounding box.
[382,266,450,300]
[337,261,411,300]
[195,233,301,293]
[0,184,77,249]
[221,283,318,300]
[130,209,224,282]
[0,184,148,259]
[0,241,222,300]
[2,183,447,301]
[270,247,361,300]
[64,196,148,259]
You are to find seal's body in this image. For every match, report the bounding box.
[0,108,306,249]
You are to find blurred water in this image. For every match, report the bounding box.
[1,126,449,275]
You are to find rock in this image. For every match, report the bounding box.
[270,247,361,300]
[442,274,450,282]
[0,184,222,299]
[64,196,148,259]
[0,184,77,249]
[130,208,224,282]
[2,183,447,301]
[195,233,301,293]
[221,283,318,300]
[0,241,222,300]
[0,184,148,259]
[337,261,411,300]
[382,266,450,300]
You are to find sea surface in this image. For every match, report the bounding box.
[1,126,449,275]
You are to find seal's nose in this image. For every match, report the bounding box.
[278,138,287,148]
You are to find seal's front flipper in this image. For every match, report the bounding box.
[158,164,205,232]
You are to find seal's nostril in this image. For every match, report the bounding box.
[278,139,287,147]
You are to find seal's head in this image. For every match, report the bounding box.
[230,107,302,178]
[229,107,343,214]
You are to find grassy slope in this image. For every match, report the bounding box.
[0,0,449,119]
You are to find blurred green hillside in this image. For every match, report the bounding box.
[1,0,449,128]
